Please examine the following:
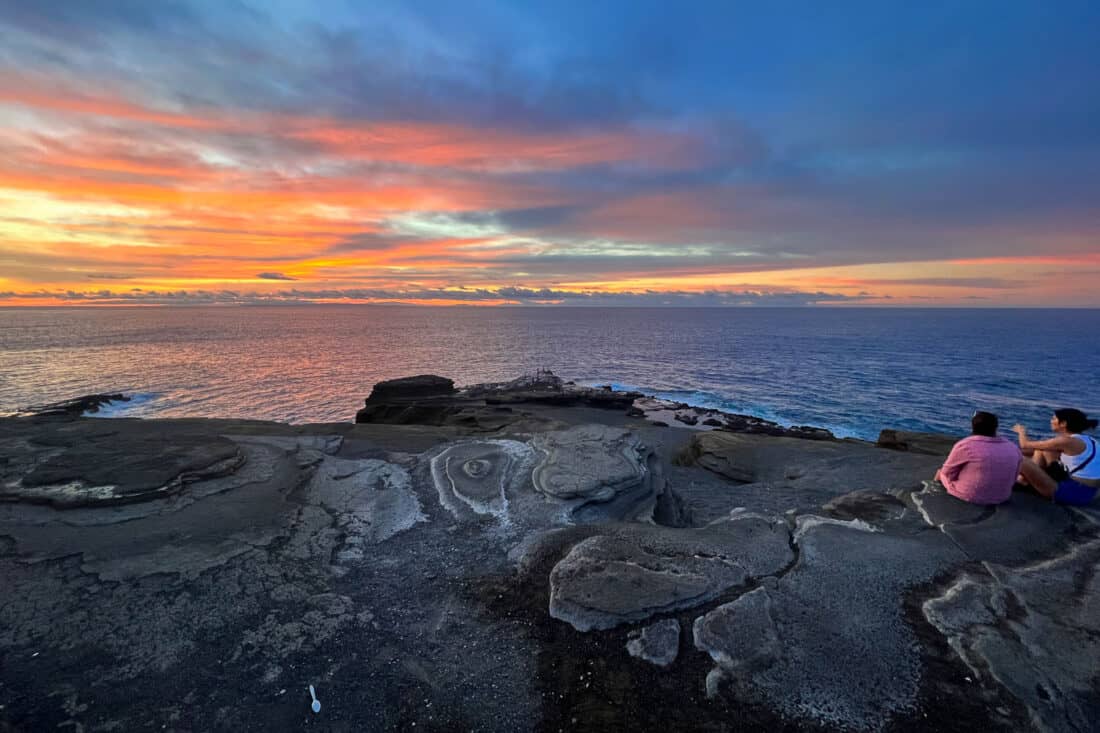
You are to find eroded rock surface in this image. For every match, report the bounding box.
[3,375,1098,733]
[307,455,426,571]
[635,397,834,439]
[430,439,535,521]
[19,393,131,417]
[426,426,662,531]
[912,481,1077,565]
[531,425,650,502]
[694,517,966,730]
[682,430,942,493]
[626,618,680,667]
[549,515,793,631]
[876,429,958,456]
[924,540,1100,733]
[0,419,243,507]
[466,370,642,408]
[0,417,541,732]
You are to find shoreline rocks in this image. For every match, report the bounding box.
[877,429,958,456]
[19,393,130,417]
[365,374,456,402]
[2,373,1096,732]
[355,370,837,442]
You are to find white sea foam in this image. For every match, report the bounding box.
[85,392,161,418]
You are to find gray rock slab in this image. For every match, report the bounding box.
[912,483,1077,566]
[821,489,909,524]
[694,517,966,730]
[0,420,243,507]
[924,539,1100,733]
[0,440,305,580]
[531,424,649,501]
[226,433,343,456]
[549,514,793,631]
[307,455,426,570]
[911,481,992,527]
[941,496,1075,566]
[693,587,780,678]
[684,431,942,496]
[876,429,958,456]
[626,618,681,667]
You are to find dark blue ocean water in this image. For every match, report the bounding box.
[1,306,1097,440]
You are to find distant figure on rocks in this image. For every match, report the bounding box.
[1013,409,1100,505]
[936,411,1040,505]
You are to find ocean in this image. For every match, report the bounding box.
[1,306,1097,441]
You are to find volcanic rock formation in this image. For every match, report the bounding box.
[2,376,1097,732]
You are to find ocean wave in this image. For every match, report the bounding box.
[85,392,162,418]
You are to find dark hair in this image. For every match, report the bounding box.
[971,411,999,437]
[1054,408,1099,433]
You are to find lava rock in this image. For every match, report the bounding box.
[24,393,130,417]
[549,515,792,631]
[877,429,957,456]
[366,375,455,402]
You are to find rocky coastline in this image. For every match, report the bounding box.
[1,372,1097,731]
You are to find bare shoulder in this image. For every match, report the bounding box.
[1063,434,1090,455]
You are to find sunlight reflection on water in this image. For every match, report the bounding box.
[1,305,1097,440]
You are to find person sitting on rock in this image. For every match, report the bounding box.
[935,411,1039,505]
[1012,408,1100,505]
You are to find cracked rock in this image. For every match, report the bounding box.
[549,514,792,631]
[307,455,427,568]
[695,516,965,730]
[912,483,1075,566]
[923,539,1100,733]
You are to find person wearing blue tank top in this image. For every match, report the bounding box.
[1012,408,1100,505]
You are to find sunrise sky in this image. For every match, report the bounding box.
[1,1,1098,306]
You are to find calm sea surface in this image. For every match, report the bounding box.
[1,306,1097,440]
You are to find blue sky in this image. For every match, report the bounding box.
[1,1,1098,305]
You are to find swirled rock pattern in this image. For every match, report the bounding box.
[428,427,663,529]
[430,439,535,521]
[531,425,649,502]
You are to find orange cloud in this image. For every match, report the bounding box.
[947,254,1100,266]
[291,121,699,170]
[0,84,223,130]
[2,73,1096,307]
[2,78,699,173]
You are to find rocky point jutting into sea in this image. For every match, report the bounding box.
[1,371,1097,732]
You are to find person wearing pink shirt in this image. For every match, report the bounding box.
[935,411,1051,505]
